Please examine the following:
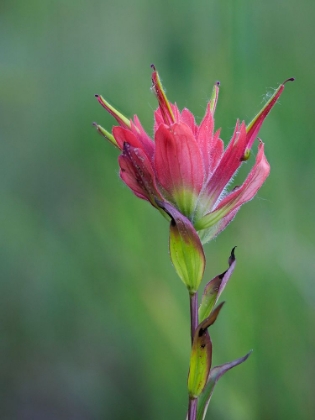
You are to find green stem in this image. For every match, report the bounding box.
[188,292,199,420]
[190,292,198,343]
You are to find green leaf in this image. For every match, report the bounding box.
[188,303,224,398]
[157,201,205,294]
[198,247,236,322]
[197,351,252,420]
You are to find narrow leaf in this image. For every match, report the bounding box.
[188,303,224,398]
[187,329,212,399]
[197,351,252,420]
[198,247,236,322]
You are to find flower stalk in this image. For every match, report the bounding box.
[189,292,198,420]
[188,398,197,420]
[190,293,199,344]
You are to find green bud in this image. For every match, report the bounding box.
[168,209,205,294]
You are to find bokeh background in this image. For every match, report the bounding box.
[1,0,314,419]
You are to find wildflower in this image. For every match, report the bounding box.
[93,69,293,415]
[94,67,293,244]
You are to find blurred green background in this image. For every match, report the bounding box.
[1,0,314,419]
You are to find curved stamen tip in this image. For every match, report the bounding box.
[150,63,156,71]
[229,246,237,264]
[92,122,98,127]
[283,77,295,85]
[94,94,99,98]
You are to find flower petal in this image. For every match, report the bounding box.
[181,108,198,135]
[196,141,270,230]
[197,103,214,173]
[119,155,148,201]
[203,121,247,208]
[154,103,181,132]
[119,143,163,205]
[197,208,239,244]
[192,82,220,175]
[113,126,144,151]
[210,130,224,173]
[245,78,294,156]
[130,115,155,159]
[197,104,224,177]
[213,141,270,212]
[154,122,205,216]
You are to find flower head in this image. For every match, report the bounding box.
[94,67,293,244]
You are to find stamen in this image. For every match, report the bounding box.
[93,122,118,148]
[283,77,295,84]
[95,94,131,129]
[210,81,220,114]
[151,67,175,125]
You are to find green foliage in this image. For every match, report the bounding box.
[197,351,252,420]
[198,248,236,322]
[165,204,205,294]
[1,1,314,419]
[188,303,224,399]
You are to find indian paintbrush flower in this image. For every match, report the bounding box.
[94,68,293,294]
[94,67,293,246]
[94,68,293,420]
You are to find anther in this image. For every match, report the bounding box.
[283,77,295,85]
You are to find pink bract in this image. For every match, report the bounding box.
[94,68,293,243]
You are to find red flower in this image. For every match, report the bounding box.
[94,67,293,243]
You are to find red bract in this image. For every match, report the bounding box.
[94,67,293,243]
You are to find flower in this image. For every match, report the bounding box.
[94,66,293,244]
